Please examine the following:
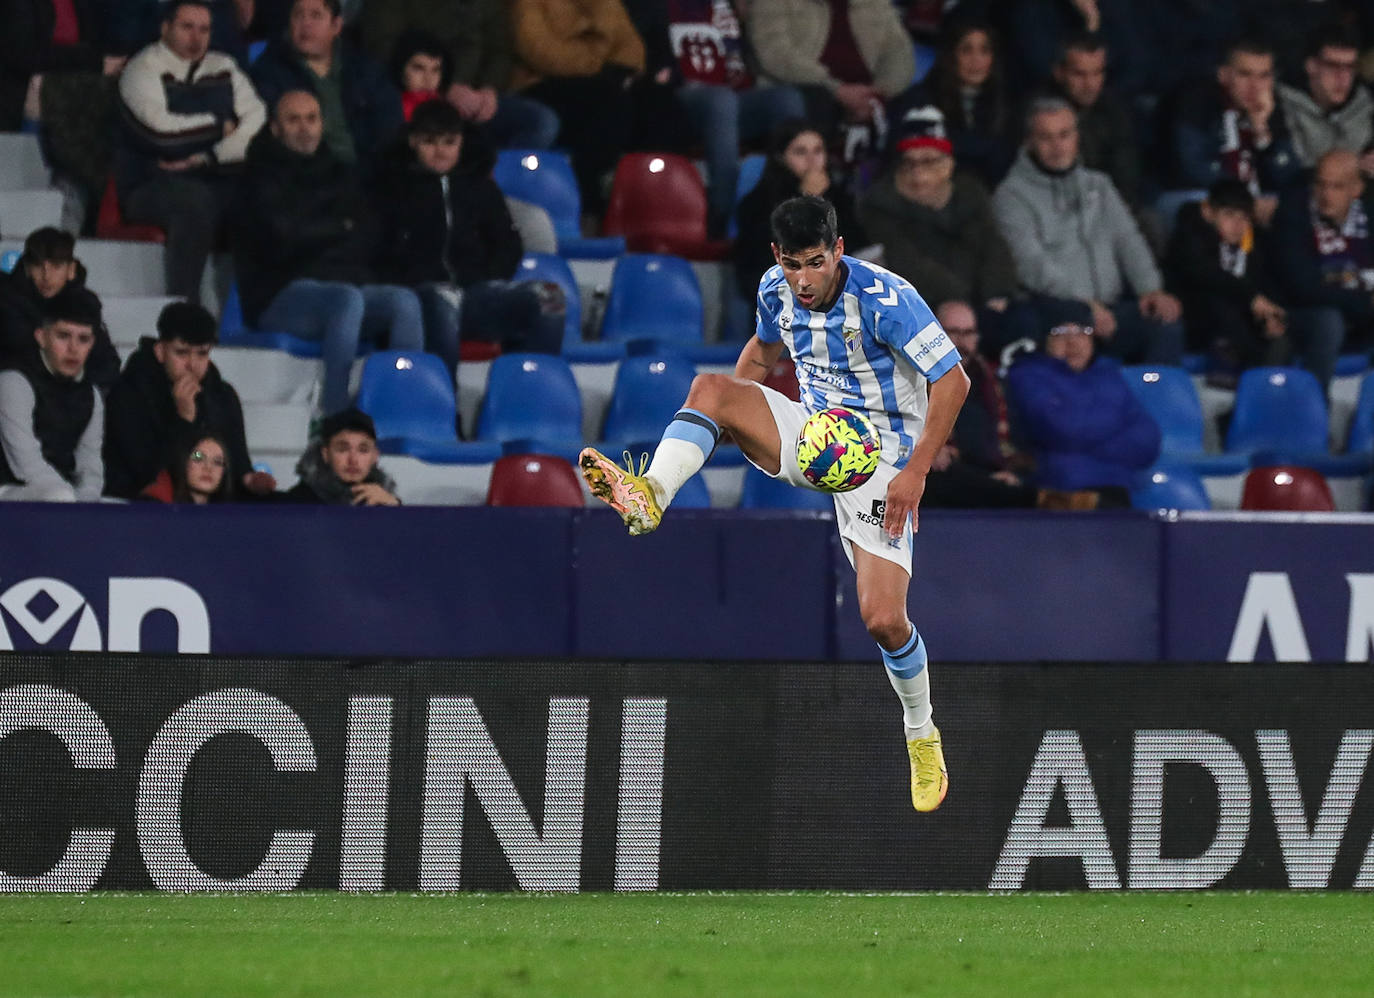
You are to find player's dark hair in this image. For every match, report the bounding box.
[770,196,838,255]
[162,0,212,23]
[1206,178,1255,215]
[22,226,74,266]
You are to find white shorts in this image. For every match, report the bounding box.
[745,382,914,574]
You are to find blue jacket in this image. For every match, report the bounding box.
[1007,351,1161,490]
[249,37,402,176]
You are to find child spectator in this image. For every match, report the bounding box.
[285,407,400,505]
[387,29,450,122]
[0,285,104,502]
[372,99,562,373]
[1167,179,1290,378]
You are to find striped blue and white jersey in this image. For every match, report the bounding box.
[755,256,960,468]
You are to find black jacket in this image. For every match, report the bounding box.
[1271,184,1374,323]
[1165,201,1275,317]
[0,0,105,130]
[232,130,378,324]
[0,349,96,487]
[372,142,522,288]
[102,336,253,499]
[0,264,120,393]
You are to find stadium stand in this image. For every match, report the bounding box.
[738,465,834,511]
[355,351,465,461]
[475,353,583,452]
[1130,465,1212,512]
[601,255,703,347]
[602,153,731,260]
[599,354,698,447]
[94,176,165,243]
[0,134,49,191]
[486,453,586,507]
[1121,365,1249,476]
[492,149,625,259]
[1241,465,1337,512]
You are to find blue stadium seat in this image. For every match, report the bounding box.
[492,149,625,259]
[737,466,834,511]
[514,252,623,363]
[1348,372,1374,455]
[0,250,19,274]
[728,154,766,238]
[1120,365,1248,475]
[601,254,703,347]
[600,354,697,446]
[476,353,583,451]
[219,282,325,358]
[670,471,712,509]
[1226,367,1371,477]
[1130,466,1211,511]
[356,351,472,462]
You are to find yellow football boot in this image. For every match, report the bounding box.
[579,448,663,536]
[907,727,949,812]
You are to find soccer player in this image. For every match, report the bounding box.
[579,195,970,812]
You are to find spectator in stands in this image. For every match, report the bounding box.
[103,301,273,501]
[386,29,451,123]
[922,300,1037,509]
[250,0,403,178]
[107,0,254,70]
[142,432,235,503]
[1166,179,1292,379]
[1047,31,1142,210]
[117,0,266,304]
[994,96,1185,365]
[1279,24,1374,172]
[1272,147,1373,394]
[233,89,425,414]
[362,1,560,148]
[735,119,868,300]
[625,0,807,238]
[509,0,646,216]
[893,18,1015,189]
[1007,311,1161,510]
[858,105,1031,359]
[0,228,119,392]
[0,0,123,130]
[746,0,915,139]
[0,285,104,502]
[285,407,400,505]
[373,100,562,372]
[1171,38,1302,226]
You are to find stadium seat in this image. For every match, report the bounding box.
[0,188,62,236]
[1130,466,1211,511]
[601,254,703,347]
[475,353,583,450]
[737,465,835,511]
[602,152,731,260]
[0,133,48,191]
[219,282,324,357]
[516,252,582,350]
[492,149,625,259]
[728,154,767,238]
[0,249,19,274]
[1121,365,1248,475]
[95,175,165,243]
[356,351,466,460]
[600,354,697,445]
[1348,372,1374,455]
[1226,367,1370,477]
[669,470,712,508]
[762,357,800,401]
[486,453,585,507]
[1241,466,1336,511]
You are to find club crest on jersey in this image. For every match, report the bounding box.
[843,321,861,351]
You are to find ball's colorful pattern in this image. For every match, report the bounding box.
[796,407,881,493]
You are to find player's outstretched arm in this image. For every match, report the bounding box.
[881,364,971,538]
[734,335,785,384]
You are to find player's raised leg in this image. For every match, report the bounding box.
[580,367,783,534]
[854,547,947,812]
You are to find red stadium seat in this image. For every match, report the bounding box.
[1240,466,1335,512]
[486,453,585,507]
[95,175,166,243]
[602,153,731,260]
[763,357,800,401]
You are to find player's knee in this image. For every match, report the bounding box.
[860,603,910,650]
[683,373,733,413]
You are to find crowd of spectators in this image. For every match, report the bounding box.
[3,0,1374,511]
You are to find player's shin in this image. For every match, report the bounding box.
[881,625,934,739]
[645,408,720,507]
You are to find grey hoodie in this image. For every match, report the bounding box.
[992,147,1161,304]
[1278,81,1374,169]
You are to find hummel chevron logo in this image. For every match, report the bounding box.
[862,278,900,307]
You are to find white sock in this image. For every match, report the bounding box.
[646,437,708,508]
[881,628,934,740]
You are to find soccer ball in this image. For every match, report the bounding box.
[796,407,881,492]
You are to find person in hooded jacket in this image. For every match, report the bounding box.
[102,301,272,501]
[0,227,119,393]
[372,98,562,371]
[284,406,400,505]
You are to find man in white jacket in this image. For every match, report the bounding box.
[116,0,266,303]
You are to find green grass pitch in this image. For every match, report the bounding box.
[0,892,1369,997]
